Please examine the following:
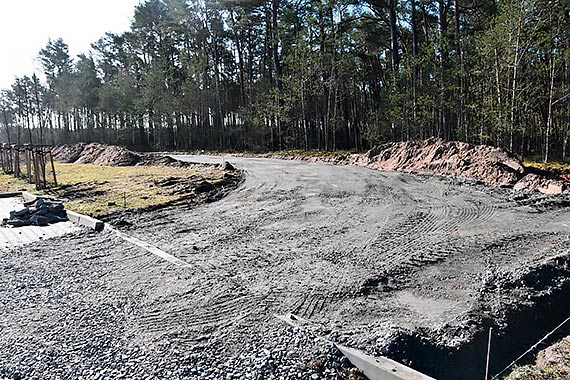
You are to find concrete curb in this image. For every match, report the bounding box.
[66,210,105,232]
[0,192,23,198]
[274,313,436,380]
[336,344,437,380]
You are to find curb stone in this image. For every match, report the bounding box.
[66,210,105,232]
[0,192,23,198]
[13,191,105,232]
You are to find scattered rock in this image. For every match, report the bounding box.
[195,181,215,193]
[219,161,236,171]
[513,173,566,194]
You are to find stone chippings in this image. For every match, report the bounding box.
[0,328,359,380]
[0,231,364,380]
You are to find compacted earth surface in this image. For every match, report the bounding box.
[1,153,569,380]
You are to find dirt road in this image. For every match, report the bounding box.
[1,156,569,380]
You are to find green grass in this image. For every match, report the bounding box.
[524,160,570,171]
[0,173,35,194]
[0,162,225,218]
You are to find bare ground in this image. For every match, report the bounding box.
[1,155,569,380]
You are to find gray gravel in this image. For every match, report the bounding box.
[1,156,569,379]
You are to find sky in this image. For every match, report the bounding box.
[0,0,141,90]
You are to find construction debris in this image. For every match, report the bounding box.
[2,198,68,227]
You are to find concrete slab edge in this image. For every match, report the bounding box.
[66,210,105,232]
[274,313,436,380]
[108,226,190,267]
[336,344,437,380]
[0,191,22,198]
[21,191,39,203]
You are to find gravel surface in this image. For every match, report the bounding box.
[1,156,569,380]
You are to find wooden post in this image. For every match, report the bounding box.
[40,147,47,188]
[14,146,20,178]
[48,146,57,187]
[0,145,4,173]
[25,144,32,183]
[5,145,12,174]
[33,147,40,189]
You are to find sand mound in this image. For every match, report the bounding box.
[356,139,568,193]
[52,143,88,163]
[75,143,141,166]
[53,143,141,166]
[52,143,191,167]
[359,138,525,187]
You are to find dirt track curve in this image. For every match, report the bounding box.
[1,155,569,380]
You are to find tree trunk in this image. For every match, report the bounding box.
[389,0,400,76]
[438,0,451,140]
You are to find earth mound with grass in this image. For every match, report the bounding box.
[45,143,243,218]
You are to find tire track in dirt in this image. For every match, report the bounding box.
[286,197,499,319]
[112,155,570,349]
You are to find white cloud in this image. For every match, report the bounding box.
[0,0,140,89]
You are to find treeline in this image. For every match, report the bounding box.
[0,0,568,161]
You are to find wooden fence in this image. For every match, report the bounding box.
[0,144,57,190]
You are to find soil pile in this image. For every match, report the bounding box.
[51,143,88,163]
[354,139,568,193]
[53,143,141,166]
[513,173,566,195]
[75,143,141,166]
[53,143,190,167]
[358,138,525,187]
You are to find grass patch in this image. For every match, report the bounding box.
[0,163,227,218]
[0,174,35,194]
[524,160,570,171]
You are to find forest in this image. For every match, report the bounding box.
[0,0,568,162]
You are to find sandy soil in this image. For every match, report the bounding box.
[1,155,569,380]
